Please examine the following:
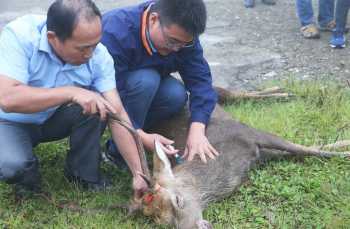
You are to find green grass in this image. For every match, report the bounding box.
[1,79,350,228]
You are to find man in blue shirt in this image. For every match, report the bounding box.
[102,0,219,165]
[0,0,147,198]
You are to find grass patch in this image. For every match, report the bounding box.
[1,79,350,228]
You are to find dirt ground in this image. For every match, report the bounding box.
[0,0,349,90]
[202,0,350,90]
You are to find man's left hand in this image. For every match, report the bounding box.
[182,122,219,163]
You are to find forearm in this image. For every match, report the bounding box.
[136,129,152,151]
[0,85,74,113]
[109,109,143,177]
[103,89,144,177]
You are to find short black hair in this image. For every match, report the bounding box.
[152,0,207,36]
[47,0,101,42]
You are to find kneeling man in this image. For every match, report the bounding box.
[0,0,147,198]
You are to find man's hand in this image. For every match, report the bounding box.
[70,87,116,120]
[137,129,179,155]
[183,122,219,163]
[133,173,149,199]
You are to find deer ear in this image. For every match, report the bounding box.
[153,140,174,179]
[196,219,213,229]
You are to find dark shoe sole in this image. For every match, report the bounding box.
[262,0,276,5]
[64,170,113,192]
[14,184,42,202]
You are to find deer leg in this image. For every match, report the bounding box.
[214,86,292,104]
[319,140,350,151]
[250,128,350,158]
[260,141,350,159]
[253,86,284,95]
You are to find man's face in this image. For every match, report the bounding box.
[48,16,102,66]
[148,13,194,56]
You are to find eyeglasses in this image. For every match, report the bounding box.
[158,21,195,50]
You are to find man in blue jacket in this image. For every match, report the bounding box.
[102,0,219,164]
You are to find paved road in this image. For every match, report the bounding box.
[0,0,142,28]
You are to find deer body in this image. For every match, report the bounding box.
[149,106,282,228]
[143,104,349,229]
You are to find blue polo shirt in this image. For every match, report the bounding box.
[0,15,116,124]
[101,1,217,125]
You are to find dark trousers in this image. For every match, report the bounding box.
[0,104,105,188]
[296,0,334,26]
[335,0,350,33]
[106,68,188,160]
[116,68,188,130]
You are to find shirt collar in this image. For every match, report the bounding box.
[141,3,156,56]
[39,25,52,54]
[38,25,63,65]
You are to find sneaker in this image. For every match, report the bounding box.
[64,169,113,192]
[103,139,129,171]
[319,20,336,32]
[262,0,276,5]
[330,31,346,48]
[244,0,255,8]
[300,24,320,39]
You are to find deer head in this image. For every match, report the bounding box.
[140,140,213,229]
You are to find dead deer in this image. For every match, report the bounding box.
[126,87,350,229]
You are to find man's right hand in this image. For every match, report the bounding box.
[69,87,116,120]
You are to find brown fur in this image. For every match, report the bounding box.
[139,103,349,229]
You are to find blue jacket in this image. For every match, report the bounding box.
[101,1,217,125]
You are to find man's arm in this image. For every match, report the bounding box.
[178,40,219,163]
[0,75,116,118]
[102,89,148,197]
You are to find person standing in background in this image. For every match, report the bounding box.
[330,0,350,48]
[244,0,276,8]
[296,0,335,39]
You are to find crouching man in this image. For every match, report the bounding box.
[102,0,219,166]
[0,0,147,198]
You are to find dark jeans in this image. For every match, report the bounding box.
[0,104,105,189]
[296,0,334,26]
[116,68,188,130]
[335,0,350,33]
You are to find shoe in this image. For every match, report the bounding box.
[300,24,320,39]
[262,0,276,5]
[330,31,346,49]
[319,20,336,32]
[244,0,255,8]
[103,139,129,171]
[64,170,113,192]
[14,183,41,201]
